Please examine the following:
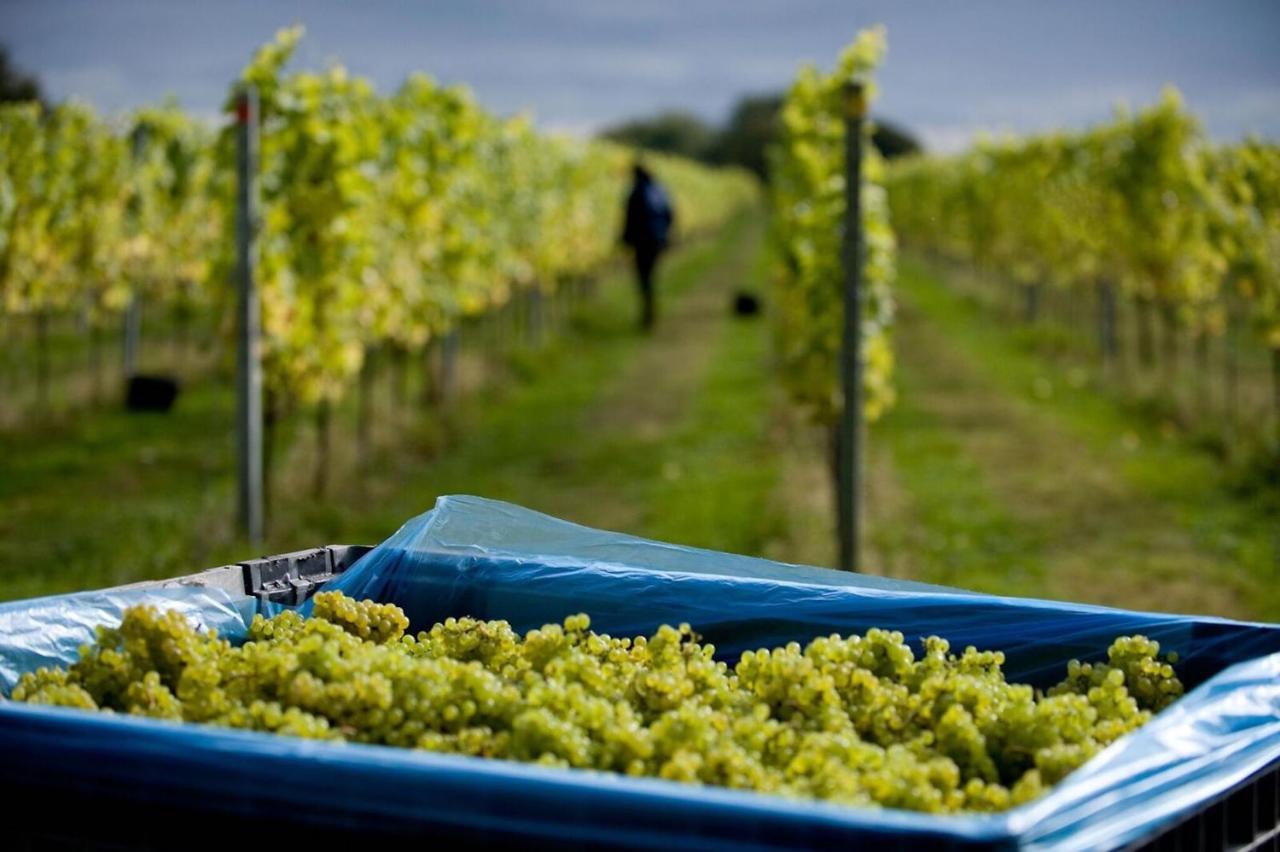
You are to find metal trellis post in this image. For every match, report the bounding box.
[838,81,867,573]
[235,86,264,545]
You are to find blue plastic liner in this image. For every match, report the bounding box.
[0,585,252,693]
[2,495,1278,850]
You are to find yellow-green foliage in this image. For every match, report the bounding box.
[886,89,1280,349]
[769,26,897,425]
[0,26,758,408]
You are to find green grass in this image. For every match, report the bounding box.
[0,308,217,426]
[866,256,1280,620]
[643,223,783,554]
[868,364,1046,596]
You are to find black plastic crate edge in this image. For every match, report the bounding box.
[328,544,374,573]
[1126,762,1280,852]
[238,544,374,605]
[108,544,373,605]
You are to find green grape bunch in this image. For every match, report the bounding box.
[7,593,1182,815]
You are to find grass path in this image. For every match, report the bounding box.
[852,257,1279,620]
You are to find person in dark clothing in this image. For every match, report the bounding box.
[622,162,674,331]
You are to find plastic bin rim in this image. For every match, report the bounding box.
[0,700,1015,841]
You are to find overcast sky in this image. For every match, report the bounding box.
[5,0,1279,152]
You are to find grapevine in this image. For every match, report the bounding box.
[885,90,1280,431]
[0,27,759,419]
[768,27,897,426]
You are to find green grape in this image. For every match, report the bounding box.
[11,668,98,710]
[7,592,1183,815]
[311,590,409,644]
[1104,635,1184,712]
[124,671,184,720]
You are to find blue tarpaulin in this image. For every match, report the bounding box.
[1,495,1278,850]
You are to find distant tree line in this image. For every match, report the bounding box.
[601,93,921,181]
[0,47,43,104]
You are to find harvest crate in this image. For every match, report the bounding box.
[3,496,1279,851]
